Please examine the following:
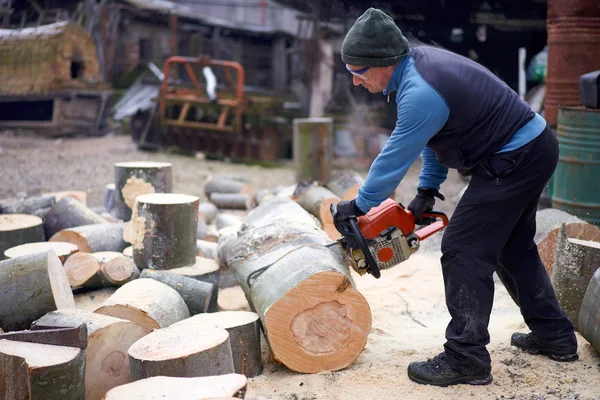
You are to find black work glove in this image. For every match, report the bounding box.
[407,188,445,224]
[332,199,365,235]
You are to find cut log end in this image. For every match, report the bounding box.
[319,199,341,240]
[137,193,199,205]
[47,250,77,309]
[4,241,79,260]
[264,271,371,373]
[49,230,91,253]
[64,252,101,287]
[0,214,43,231]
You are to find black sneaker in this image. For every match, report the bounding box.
[407,352,493,387]
[510,332,578,362]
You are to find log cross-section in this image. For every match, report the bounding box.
[218,197,371,373]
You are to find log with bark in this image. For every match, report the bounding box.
[0,195,56,214]
[127,324,234,380]
[218,197,372,373]
[535,208,600,276]
[325,170,365,200]
[551,224,600,330]
[33,308,150,400]
[49,223,128,253]
[197,239,219,260]
[3,241,79,261]
[216,213,242,231]
[102,374,247,399]
[94,278,190,330]
[209,193,253,210]
[296,185,341,240]
[0,251,75,331]
[199,202,218,224]
[0,339,85,400]
[64,251,140,289]
[204,176,253,198]
[113,161,173,221]
[0,214,45,259]
[44,196,108,239]
[173,311,262,377]
[579,267,600,353]
[131,193,199,270]
[43,191,88,206]
[103,183,115,214]
[140,269,213,315]
[168,257,221,312]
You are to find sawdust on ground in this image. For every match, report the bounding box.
[2,132,599,400]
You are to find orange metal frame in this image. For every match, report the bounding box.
[158,56,247,133]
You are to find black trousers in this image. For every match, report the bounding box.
[441,126,576,368]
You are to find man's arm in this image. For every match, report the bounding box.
[419,146,449,190]
[355,86,449,213]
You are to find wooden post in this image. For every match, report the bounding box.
[293,117,333,183]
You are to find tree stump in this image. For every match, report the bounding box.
[219,197,372,373]
[535,208,600,276]
[552,224,600,330]
[293,118,333,183]
[296,185,341,240]
[44,196,108,239]
[325,170,365,200]
[132,193,199,270]
[0,251,74,331]
[113,161,173,221]
[94,278,190,330]
[127,324,234,380]
[140,269,213,315]
[33,308,150,400]
[0,195,56,214]
[168,257,220,312]
[3,241,79,261]
[0,340,85,400]
[64,251,140,289]
[49,223,128,253]
[102,374,247,399]
[0,214,44,259]
[173,311,262,377]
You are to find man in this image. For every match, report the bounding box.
[333,8,578,387]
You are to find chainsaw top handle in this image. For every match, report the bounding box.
[415,211,448,241]
[349,217,381,279]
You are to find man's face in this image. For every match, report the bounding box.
[347,64,389,93]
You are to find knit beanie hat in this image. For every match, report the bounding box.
[341,8,409,67]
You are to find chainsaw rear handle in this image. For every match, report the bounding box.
[415,211,449,241]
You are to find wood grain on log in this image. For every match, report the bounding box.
[113,161,173,221]
[4,241,79,261]
[0,339,85,400]
[44,196,108,239]
[140,269,213,315]
[218,197,371,373]
[535,209,600,276]
[102,374,247,399]
[64,252,139,289]
[325,170,364,200]
[173,311,262,377]
[132,193,199,270]
[127,325,234,380]
[50,223,127,253]
[0,214,44,259]
[94,278,190,330]
[168,257,220,312]
[33,308,150,400]
[74,288,116,311]
[0,251,74,331]
[296,185,340,240]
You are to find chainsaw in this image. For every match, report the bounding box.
[329,198,448,278]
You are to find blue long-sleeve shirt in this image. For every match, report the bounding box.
[355,46,547,213]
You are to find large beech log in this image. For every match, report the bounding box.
[4,241,79,261]
[50,223,128,253]
[44,196,108,239]
[0,251,74,331]
[127,324,234,380]
[218,197,372,373]
[210,193,252,210]
[168,257,220,312]
[33,308,150,400]
[0,214,44,259]
[113,161,173,221]
[325,170,365,200]
[0,195,56,214]
[535,209,600,276]
[173,311,262,377]
[64,251,140,289]
[204,176,253,197]
[296,185,341,240]
[132,193,199,270]
[0,340,85,400]
[103,374,247,399]
[552,225,600,330]
[94,278,190,330]
[140,269,213,315]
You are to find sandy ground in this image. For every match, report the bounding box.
[2,132,599,400]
